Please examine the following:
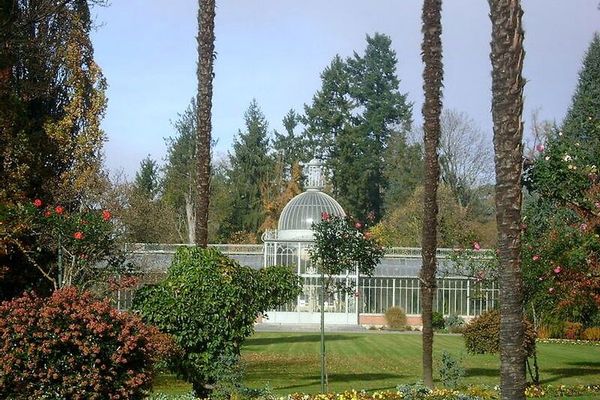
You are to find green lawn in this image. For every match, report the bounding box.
[153,331,600,396]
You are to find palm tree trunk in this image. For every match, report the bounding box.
[420,0,443,389]
[489,1,526,399]
[195,0,216,247]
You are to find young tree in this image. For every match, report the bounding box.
[195,0,216,247]
[309,214,384,393]
[420,0,444,388]
[489,1,527,399]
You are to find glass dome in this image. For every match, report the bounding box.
[277,190,345,240]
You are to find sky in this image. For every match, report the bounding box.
[90,1,599,178]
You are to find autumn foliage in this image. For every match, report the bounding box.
[0,288,174,399]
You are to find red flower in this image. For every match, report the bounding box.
[73,231,84,240]
[472,242,481,251]
[33,199,43,208]
[55,205,64,215]
[532,255,540,261]
[102,210,111,221]
[321,212,330,221]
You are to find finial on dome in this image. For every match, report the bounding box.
[304,158,324,191]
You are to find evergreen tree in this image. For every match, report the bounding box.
[222,100,273,239]
[273,109,309,170]
[134,156,160,200]
[304,35,413,221]
[164,100,198,243]
[383,133,423,210]
[562,33,600,161]
[303,55,354,160]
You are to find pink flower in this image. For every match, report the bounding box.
[33,199,43,208]
[355,222,362,229]
[536,143,545,152]
[44,210,52,218]
[321,212,330,221]
[54,205,64,215]
[73,231,84,240]
[553,266,562,274]
[364,232,372,240]
[532,255,541,261]
[102,210,111,221]
[472,242,481,251]
[580,223,588,232]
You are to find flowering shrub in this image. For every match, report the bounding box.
[0,199,124,290]
[0,287,174,399]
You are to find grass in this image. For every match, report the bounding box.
[153,331,600,396]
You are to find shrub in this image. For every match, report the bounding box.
[384,307,407,330]
[134,247,301,397]
[463,309,536,356]
[582,327,600,341]
[437,351,465,388]
[432,311,445,330]
[564,322,583,340]
[445,314,466,333]
[0,287,172,399]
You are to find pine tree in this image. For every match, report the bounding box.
[223,100,274,239]
[562,33,600,161]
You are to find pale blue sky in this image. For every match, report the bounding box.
[90,1,599,178]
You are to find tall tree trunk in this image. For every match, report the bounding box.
[195,0,215,248]
[489,1,526,399]
[185,192,196,244]
[420,0,443,389]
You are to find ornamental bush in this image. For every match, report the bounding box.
[0,287,173,399]
[384,307,407,330]
[463,309,536,356]
[133,246,301,397]
[432,311,445,330]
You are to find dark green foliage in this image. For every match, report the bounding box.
[222,100,274,239]
[309,215,384,282]
[135,156,160,200]
[431,311,445,330]
[463,310,536,356]
[384,306,407,330]
[133,246,301,397]
[273,109,311,172]
[304,34,413,222]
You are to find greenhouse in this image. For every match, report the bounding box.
[261,159,498,326]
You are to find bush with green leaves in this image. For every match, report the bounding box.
[432,311,445,330]
[133,247,301,397]
[445,314,466,333]
[463,309,536,356]
[384,306,407,330]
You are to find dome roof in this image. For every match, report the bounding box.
[278,190,345,233]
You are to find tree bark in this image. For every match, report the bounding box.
[489,1,527,399]
[195,0,215,247]
[420,0,443,389]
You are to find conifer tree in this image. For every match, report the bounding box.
[223,100,273,239]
